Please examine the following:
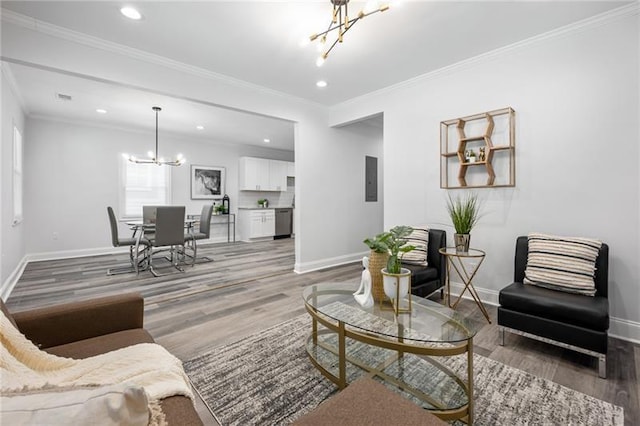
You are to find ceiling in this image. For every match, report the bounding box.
[1,1,630,150]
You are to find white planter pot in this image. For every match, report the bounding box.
[381,267,411,301]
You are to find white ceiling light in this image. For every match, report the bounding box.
[125,107,185,166]
[96,108,107,114]
[120,6,142,20]
[196,125,204,130]
[263,138,271,143]
[316,80,328,88]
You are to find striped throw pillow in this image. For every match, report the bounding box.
[401,227,429,266]
[524,233,602,296]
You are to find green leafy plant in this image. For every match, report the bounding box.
[363,233,388,254]
[363,225,415,274]
[446,193,481,234]
[215,204,226,213]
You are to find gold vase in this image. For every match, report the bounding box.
[369,250,389,302]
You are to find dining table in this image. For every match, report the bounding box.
[125,218,198,274]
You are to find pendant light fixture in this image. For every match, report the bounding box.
[309,0,390,66]
[125,106,185,166]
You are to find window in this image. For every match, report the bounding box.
[12,126,23,226]
[120,157,171,218]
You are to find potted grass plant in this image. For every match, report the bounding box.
[446,192,481,253]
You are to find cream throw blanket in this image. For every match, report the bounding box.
[1,312,194,420]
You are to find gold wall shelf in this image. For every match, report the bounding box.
[440,107,515,189]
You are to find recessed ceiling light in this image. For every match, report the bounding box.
[316,80,328,88]
[120,6,142,20]
[263,138,271,143]
[196,125,204,130]
[96,108,107,114]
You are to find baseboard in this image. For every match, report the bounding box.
[1,255,28,301]
[609,317,640,345]
[448,281,640,345]
[448,281,500,307]
[294,251,365,274]
[26,246,126,262]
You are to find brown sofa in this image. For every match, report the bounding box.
[1,293,203,425]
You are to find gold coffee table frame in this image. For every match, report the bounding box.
[303,284,475,424]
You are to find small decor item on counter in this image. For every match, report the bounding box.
[353,257,374,308]
[478,147,486,162]
[446,192,481,253]
[214,204,226,215]
[222,194,230,215]
[257,199,269,208]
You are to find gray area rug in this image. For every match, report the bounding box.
[184,314,623,425]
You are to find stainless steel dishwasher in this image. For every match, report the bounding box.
[274,208,292,239]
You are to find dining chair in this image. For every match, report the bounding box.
[184,204,214,264]
[106,206,150,275]
[148,206,186,277]
[142,205,161,238]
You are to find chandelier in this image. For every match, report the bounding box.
[310,0,390,66]
[125,106,185,166]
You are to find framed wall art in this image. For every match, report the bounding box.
[191,165,226,199]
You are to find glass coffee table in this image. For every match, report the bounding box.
[302,282,477,424]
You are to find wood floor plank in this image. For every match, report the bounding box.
[6,238,638,425]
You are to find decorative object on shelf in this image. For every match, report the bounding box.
[353,257,374,308]
[440,107,515,188]
[307,0,391,67]
[124,107,185,166]
[465,149,477,163]
[191,165,226,200]
[214,204,226,215]
[257,199,269,208]
[446,192,481,253]
[365,226,415,313]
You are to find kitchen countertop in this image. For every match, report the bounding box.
[238,206,294,210]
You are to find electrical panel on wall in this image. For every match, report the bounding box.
[365,156,378,202]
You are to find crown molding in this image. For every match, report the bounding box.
[333,2,640,110]
[0,8,324,110]
[0,61,29,115]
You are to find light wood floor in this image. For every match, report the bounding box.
[7,239,639,425]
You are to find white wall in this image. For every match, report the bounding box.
[330,12,640,339]
[294,116,384,272]
[24,117,292,256]
[1,65,27,297]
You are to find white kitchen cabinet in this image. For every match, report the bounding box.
[239,157,291,191]
[239,157,270,191]
[286,161,295,177]
[269,160,287,191]
[239,209,275,241]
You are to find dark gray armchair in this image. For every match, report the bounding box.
[498,236,609,378]
[404,229,447,298]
